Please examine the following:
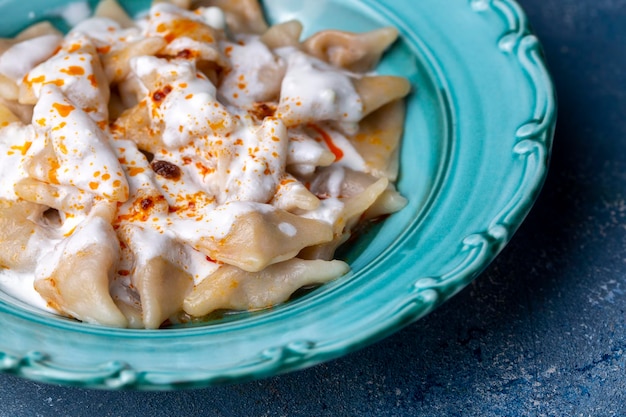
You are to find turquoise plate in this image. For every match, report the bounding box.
[0,0,555,389]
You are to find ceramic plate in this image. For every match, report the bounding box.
[0,0,555,389]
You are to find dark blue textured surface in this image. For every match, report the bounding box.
[1,0,625,415]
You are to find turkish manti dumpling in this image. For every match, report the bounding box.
[0,0,410,328]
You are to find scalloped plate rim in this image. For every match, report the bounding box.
[0,0,556,389]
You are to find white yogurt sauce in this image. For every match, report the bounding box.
[0,123,36,201]
[0,270,52,311]
[52,1,92,27]
[32,84,128,201]
[0,34,63,81]
[219,36,285,106]
[276,48,363,127]
[0,2,401,323]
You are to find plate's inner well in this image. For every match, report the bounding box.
[0,0,451,329]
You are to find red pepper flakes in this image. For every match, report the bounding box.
[176,49,195,59]
[60,66,85,76]
[151,160,182,180]
[152,85,173,103]
[140,197,154,211]
[96,45,111,54]
[309,123,344,161]
[52,102,75,117]
[248,102,276,120]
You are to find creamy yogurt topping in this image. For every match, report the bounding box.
[0,34,63,81]
[0,123,36,201]
[0,1,406,327]
[276,48,363,131]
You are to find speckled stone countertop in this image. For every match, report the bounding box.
[1,0,625,415]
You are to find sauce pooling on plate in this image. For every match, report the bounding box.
[0,0,410,328]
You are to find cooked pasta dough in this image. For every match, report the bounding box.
[0,0,410,328]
